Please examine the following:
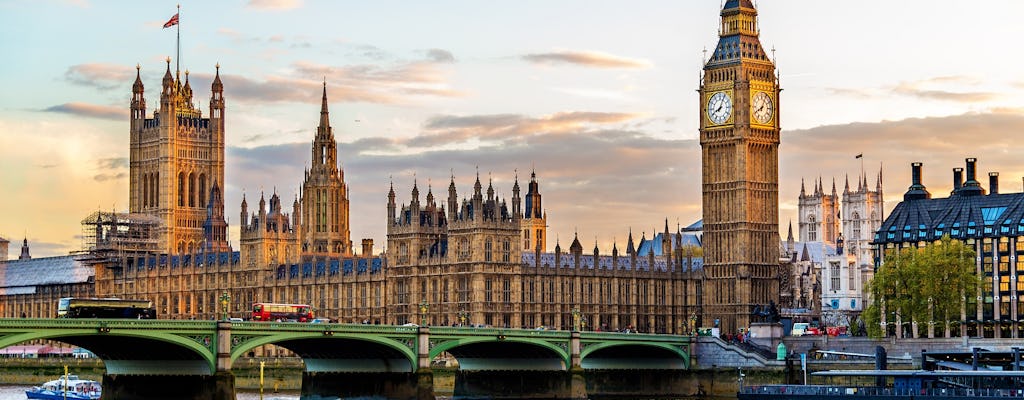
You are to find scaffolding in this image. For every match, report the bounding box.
[80,211,161,255]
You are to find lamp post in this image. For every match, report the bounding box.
[219,291,231,321]
[419,299,429,326]
[459,309,468,327]
[571,307,581,332]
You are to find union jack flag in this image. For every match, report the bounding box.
[163,13,179,29]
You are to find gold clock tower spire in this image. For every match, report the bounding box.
[698,0,781,333]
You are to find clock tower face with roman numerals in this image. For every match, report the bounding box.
[697,0,781,335]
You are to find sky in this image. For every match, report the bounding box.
[2,0,1024,258]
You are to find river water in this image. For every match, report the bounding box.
[0,385,300,400]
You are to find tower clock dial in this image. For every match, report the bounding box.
[707,92,733,124]
[752,91,774,124]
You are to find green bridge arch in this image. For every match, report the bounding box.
[228,331,417,368]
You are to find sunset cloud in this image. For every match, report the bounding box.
[890,76,997,103]
[64,63,134,90]
[408,111,646,147]
[43,103,127,120]
[522,50,651,69]
[202,59,463,105]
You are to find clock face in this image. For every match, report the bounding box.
[706,91,732,125]
[752,91,774,124]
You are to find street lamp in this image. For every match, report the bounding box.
[571,307,581,332]
[419,299,429,326]
[458,309,468,327]
[219,291,231,321]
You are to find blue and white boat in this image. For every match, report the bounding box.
[25,375,101,400]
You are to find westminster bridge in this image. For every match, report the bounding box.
[0,319,692,399]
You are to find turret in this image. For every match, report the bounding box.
[447,175,458,221]
[19,237,30,260]
[292,194,301,228]
[240,193,248,230]
[131,64,146,129]
[525,170,543,219]
[512,172,521,219]
[210,63,225,128]
[388,181,397,224]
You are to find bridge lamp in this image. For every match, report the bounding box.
[322,330,334,336]
[571,307,581,332]
[219,292,231,321]
[419,299,429,326]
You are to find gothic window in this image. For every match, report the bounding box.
[188,173,196,207]
[503,279,511,303]
[848,261,856,291]
[458,238,470,261]
[830,261,840,293]
[178,172,185,207]
[502,239,511,262]
[199,174,207,207]
[852,212,861,240]
[485,279,493,302]
[398,243,409,264]
[524,230,530,250]
[536,229,543,249]
[485,238,493,262]
[807,215,817,241]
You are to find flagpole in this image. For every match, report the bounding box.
[176,4,181,78]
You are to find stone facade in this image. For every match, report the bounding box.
[698,0,781,333]
[129,60,229,255]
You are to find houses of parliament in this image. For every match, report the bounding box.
[0,0,781,335]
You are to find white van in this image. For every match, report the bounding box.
[791,322,809,336]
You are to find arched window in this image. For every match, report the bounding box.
[188,173,196,207]
[807,215,817,242]
[503,239,511,262]
[852,212,862,240]
[485,238,493,262]
[178,172,185,206]
[199,174,207,207]
[459,238,470,261]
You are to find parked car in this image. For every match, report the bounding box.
[791,322,809,336]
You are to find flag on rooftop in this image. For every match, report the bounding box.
[163,13,179,29]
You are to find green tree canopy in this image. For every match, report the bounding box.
[865,235,977,338]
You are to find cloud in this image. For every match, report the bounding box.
[211,59,463,105]
[409,111,646,147]
[43,103,127,120]
[64,63,134,90]
[891,76,996,103]
[247,0,302,11]
[96,157,128,170]
[426,49,456,63]
[522,50,651,69]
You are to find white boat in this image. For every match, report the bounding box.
[25,375,101,400]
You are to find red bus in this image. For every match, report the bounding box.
[251,303,314,322]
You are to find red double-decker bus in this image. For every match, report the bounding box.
[251,303,314,322]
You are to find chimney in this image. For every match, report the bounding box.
[952,168,963,192]
[959,157,986,196]
[903,162,931,201]
[361,238,374,256]
[989,172,999,195]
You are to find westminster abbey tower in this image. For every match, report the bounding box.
[699,0,781,333]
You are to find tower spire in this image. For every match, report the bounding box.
[319,80,330,129]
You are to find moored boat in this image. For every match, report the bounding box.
[25,375,101,400]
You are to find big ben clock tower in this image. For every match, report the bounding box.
[699,0,781,333]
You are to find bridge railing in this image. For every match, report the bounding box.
[0,318,217,330]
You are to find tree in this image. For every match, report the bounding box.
[865,236,977,338]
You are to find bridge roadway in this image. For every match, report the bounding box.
[0,319,692,399]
